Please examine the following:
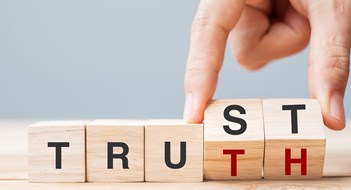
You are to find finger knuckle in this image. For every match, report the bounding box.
[326,55,350,72]
[184,60,219,92]
[323,45,350,73]
[191,12,211,32]
[185,62,218,82]
[315,50,351,87]
[295,33,310,50]
[325,54,350,82]
[234,49,264,71]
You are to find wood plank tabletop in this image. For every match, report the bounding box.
[0,120,350,189]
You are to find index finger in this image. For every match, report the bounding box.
[184,0,245,123]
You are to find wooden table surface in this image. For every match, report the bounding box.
[1,120,350,189]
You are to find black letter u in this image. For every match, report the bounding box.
[164,141,186,169]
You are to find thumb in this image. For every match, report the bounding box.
[307,2,351,130]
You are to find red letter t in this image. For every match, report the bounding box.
[223,149,245,176]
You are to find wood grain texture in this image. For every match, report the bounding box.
[204,99,264,180]
[263,99,326,179]
[1,120,351,188]
[2,178,351,190]
[86,120,144,182]
[28,121,87,182]
[324,124,351,176]
[145,120,203,182]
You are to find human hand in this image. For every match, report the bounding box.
[183,0,350,130]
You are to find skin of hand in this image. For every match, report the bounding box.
[183,0,350,130]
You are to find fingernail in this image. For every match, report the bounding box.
[183,93,193,122]
[330,92,346,126]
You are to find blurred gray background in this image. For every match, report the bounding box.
[0,0,349,119]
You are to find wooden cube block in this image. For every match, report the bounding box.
[86,120,144,182]
[145,120,203,182]
[28,121,87,182]
[263,99,326,179]
[204,99,264,180]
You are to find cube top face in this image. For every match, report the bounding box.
[145,119,203,182]
[146,119,199,126]
[88,119,145,127]
[28,121,86,182]
[29,120,89,128]
[204,99,264,141]
[86,120,144,182]
[263,99,325,140]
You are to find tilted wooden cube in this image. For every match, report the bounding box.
[145,120,203,182]
[263,99,326,179]
[86,120,144,182]
[204,99,264,180]
[28,121,87,182]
